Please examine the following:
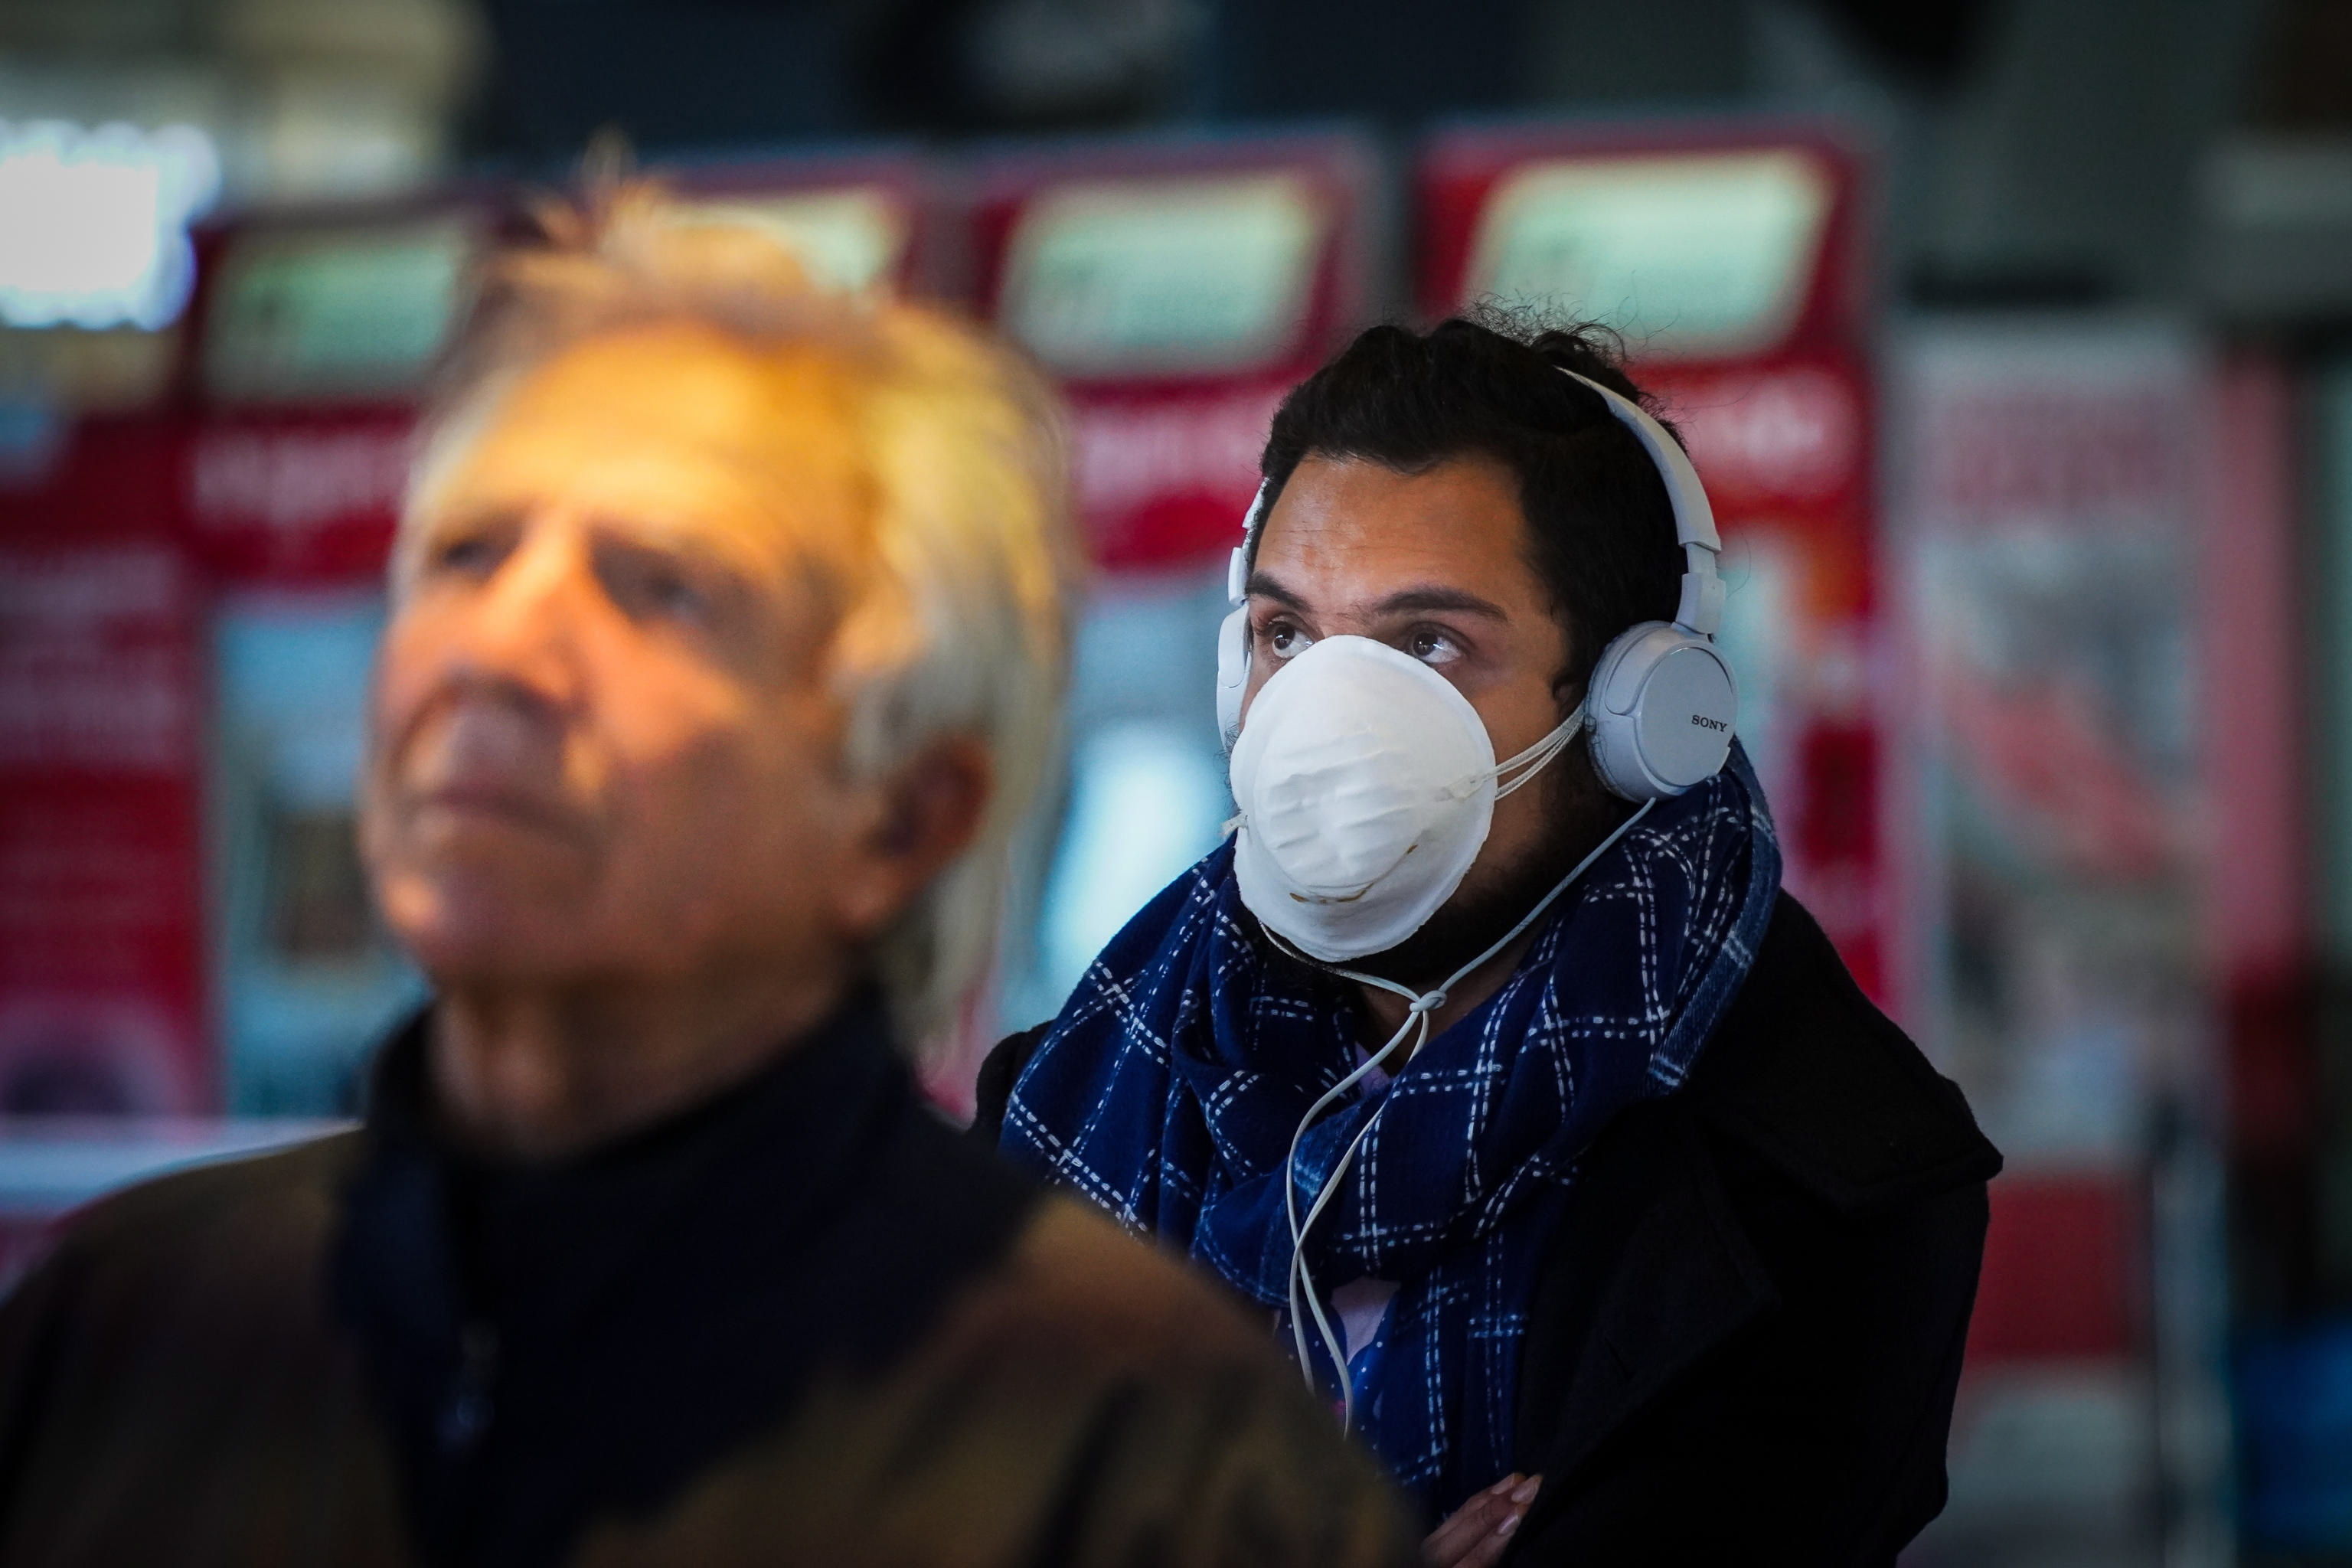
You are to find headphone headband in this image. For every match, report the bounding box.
[1552,370,1720,554]
[1553,368,1723,639]
[1230,364,1721,637]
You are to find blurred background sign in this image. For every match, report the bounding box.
[972,132,1377,569]
[208,590,417,1115]
[1899,321,2206,1171]
[1893,318,2232,1565]
[999,170,1325,375]
[681,188,906,295]
[1461,145,1835,359]
[198,213,475,403]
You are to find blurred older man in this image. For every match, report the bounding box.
[0,184,1410,1568]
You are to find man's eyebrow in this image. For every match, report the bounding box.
[582,511,776,583]
[414,499,518,535]
[1371,586,1510,620]
[1243,571,1308,611]
[1242,573,1511,622]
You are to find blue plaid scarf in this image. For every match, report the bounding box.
[997,743,1780,1518]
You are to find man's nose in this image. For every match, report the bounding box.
[448,523,599,706]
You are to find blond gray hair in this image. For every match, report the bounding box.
[400,179,1077,1054]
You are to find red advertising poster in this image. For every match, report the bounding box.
[969,132,1379,570]
[0,416,211,1116]
[1415,121,1888,1001]
[184,408,414,585]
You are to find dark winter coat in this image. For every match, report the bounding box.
[975,894,2003,1566]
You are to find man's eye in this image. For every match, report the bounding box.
[1408,629,1461,665]
[627,564,707,621]
[1266,622,1313,658]
[648,568,697,612]
[592,539,721,628]
[429,533,505,577]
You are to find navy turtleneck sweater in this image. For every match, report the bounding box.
[332,991,1038,1568]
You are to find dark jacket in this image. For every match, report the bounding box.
[975,893,2002,1566]
[0,994,1413,1568]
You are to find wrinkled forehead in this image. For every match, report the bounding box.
[401,322,878,590]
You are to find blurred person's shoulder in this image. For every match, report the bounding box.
[0,1132,370,1398]
[973,1189,1327,1393]
[0,1133,403,1567]
[9,1131,363,1318]
[926,1191,1420,1565]
[585,1188,1419,1568]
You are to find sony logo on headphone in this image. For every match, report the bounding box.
[1690,714,1730,733]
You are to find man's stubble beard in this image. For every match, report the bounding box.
[1344,741,1630,994]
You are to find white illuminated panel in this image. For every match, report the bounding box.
[0,120,220,330]
[682,188,910,294]
[1465,149,1833,360]
[1001,172,1324,377]
[1037,720,1229,1005]
[203,218,475,402]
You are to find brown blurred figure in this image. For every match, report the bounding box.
[0,181,1413,1568]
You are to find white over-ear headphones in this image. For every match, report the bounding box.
[1215,368,1737,801]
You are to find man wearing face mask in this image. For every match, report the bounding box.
[978,317,2002,1566]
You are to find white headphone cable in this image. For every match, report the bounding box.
[1269,796,1655,1430]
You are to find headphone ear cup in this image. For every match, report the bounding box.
[1583,622,1739,802]
[1215,605,1250,753]
[1584,629,1656,802]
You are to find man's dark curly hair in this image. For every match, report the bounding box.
[1253,313,1687,711]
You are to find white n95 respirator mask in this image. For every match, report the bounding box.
[1227,635,1583,963]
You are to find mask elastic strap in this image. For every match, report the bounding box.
[1269,794,1655,1431]
[1491,701,1586,801]
[1442,701,1585,804]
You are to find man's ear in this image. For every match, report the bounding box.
[831,736,994,939]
